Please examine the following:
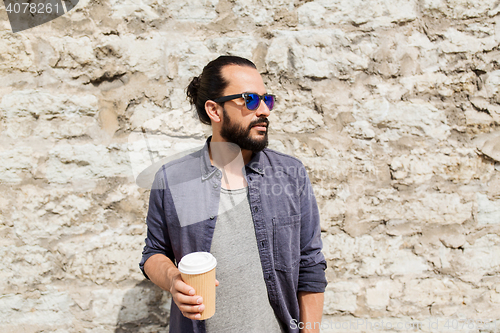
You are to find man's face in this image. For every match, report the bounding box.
[217,65,271,152]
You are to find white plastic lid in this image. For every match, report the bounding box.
[178,252,217,275]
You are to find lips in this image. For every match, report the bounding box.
[252,123,268,131]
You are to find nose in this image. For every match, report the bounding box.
[255,99,271,118]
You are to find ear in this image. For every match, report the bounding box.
[205,100,222,123]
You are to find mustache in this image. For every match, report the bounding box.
[248,118,269,128]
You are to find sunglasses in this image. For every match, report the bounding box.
[213,93,275,111]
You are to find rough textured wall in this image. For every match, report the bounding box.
[1,0,500,332]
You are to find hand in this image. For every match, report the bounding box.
[143,255,219,320]
[169,272,219,320]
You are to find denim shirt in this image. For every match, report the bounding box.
[140,137,327,333]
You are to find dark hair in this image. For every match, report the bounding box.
[186,55,257,125]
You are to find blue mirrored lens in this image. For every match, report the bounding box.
[245,94,260,110]
[264,95,274,110]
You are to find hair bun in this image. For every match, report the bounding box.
[187,76,201,105]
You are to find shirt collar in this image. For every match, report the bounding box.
[246,149,265,175]
[200,136,265,180]
[200,137,218,181]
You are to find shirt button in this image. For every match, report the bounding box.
[213,184,218,188]
[216,170,222,177]
[254,207,258,212]
[258,168,263,173]
[210,215,215,220]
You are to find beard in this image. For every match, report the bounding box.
[219,107,269,152]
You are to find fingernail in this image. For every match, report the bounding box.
[189,289,195,296]
[195,314,201,319]
[199,305,205,312]
[197,297,203,304]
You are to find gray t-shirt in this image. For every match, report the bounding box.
[206,187,284,333]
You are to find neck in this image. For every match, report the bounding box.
[209,134,253,166]
[208,135,252,190]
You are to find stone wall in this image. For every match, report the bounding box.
[1,0,500,332]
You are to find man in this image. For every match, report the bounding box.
[139,55,327,333]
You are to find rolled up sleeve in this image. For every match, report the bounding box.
[298,166,328,293]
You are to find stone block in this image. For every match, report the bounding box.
[400,72,451,97]
[6,185,110,248]
[347,120,376,139]
[45,143,132,184]
[438,225,466,249]
[233,0,280,26]
[54,231,145,284]
[320,199,347,230]
[128,100,165,130]
[0,89,99,139]
[324,233,429,277]
[476,193,500,225]
[0,292,74,327]
[108,0,162,21]
[487,174,500,198]
[465,109,495,126]
[366,280,400,310]
[0,245,56,292]
[141,109,207,137]
[298,0,418,27]
[322,233,375,262]
[352,100,450,141]
[0,147,36,183]
[91,289,128,325]
[386,220,422,236]
[122,33,170,79]
[440,28,497,53]
[474,131,500,162]
[401,278,471,311]
[396,190,473,225]
[266,29,371,79]
[0,89,98,119]
[0,32,33,73]
[453,235,500,282]
[351,186,474,226]
[270,105,324,133]
[470,97,500,123]
[324,281,360,314]
[483,70,500,97]
[360,236,429,276]
[167,0,219,22]
[297,2,327,27]
[421,0,500,19]
[389,148,484,185]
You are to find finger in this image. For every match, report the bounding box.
[215,279,220,287]
[174,279,196,296]
[182,311,203,320]
[178,303,205,314]
[175,293,203,306]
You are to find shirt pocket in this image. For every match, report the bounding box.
[273,214,301,272]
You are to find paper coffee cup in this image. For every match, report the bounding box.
[178,252,217,320]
